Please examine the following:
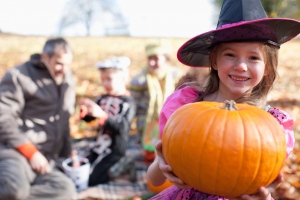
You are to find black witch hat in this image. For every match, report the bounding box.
[177,0,300,67]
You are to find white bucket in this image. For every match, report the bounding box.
[62,156,90,192]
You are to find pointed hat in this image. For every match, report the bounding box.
[177,0,300,67]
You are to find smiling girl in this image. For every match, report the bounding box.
[146,0,300,199]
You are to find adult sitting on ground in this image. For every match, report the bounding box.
[0,37,76,200]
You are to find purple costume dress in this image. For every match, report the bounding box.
[150,86,295,200]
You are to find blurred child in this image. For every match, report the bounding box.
[129,40,183,163]
[79,56,136,186]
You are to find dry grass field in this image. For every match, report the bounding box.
[1,34,300,198]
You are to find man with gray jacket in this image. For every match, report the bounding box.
[0,38,76,199]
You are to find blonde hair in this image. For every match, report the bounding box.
[195,42,279,107]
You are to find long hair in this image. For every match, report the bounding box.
[196,43,279,107]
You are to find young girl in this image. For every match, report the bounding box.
[147,0,300,199]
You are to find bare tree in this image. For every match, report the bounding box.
[58,0,129,36]
[58,0,96,36]
[99,0,129,36]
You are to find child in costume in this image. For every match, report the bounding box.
[79,56,136,186]
[147,0,300,199]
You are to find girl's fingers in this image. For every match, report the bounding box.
[165,173,185,185]
[159,163,172,172]
[267,173,283,190]
[239,187,271,200]
[155,141,163,154]
[258,187,271,199]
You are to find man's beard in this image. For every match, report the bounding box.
[54,76,64,85]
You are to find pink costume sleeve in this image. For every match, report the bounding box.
[159,86,295,158]
[159,86,199,138]
[267,107,295,158]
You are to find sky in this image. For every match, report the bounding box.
[0,0,218,38]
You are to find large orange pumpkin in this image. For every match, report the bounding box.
[146,178,173,193]
[162,100,286,198]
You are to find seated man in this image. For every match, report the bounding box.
[0,37,76,199]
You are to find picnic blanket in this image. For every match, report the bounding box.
[73,138,156,200]
[76,170,151,199]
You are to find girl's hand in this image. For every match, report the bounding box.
[155,140,190,189]
[229,187,271,200]
[229,174,283,200]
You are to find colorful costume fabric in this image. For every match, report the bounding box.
[151,86,295,200]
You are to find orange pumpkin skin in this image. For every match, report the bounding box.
[162,101,286,198]
[147,179,173,193]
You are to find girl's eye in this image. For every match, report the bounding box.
[249,56,260,60]
[225,53,235,57]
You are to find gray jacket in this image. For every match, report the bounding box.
[0,55,76,161]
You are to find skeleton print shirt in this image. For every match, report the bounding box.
[83,94,136,157]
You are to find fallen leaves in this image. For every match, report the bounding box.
[273,141,300,199]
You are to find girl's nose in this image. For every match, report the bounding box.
[234,59,247,72]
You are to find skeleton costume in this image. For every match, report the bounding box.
[81,57,136,186]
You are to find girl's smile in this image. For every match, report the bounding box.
[229,75,250,82]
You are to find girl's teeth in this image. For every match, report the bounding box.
[231,76,248,81]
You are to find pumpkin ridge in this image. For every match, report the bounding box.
[258,112,278,187]
[197,107,223,193]
[227,110,255,196]
[254,111,285,188]
[214,109,230,195]
[189,105,215,185]
[252,110,274,192]
[225,108,245,196]
[184,105,216,188]
[180,107,201,185]
[184,106,217,191]
[163,111,182,170]
[239,110,263,195]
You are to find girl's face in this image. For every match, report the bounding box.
[100,69,126,95]
[213,42,266,100]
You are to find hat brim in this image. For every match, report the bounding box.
[177,18,300,67]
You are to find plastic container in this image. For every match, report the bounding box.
[62,156,90,192]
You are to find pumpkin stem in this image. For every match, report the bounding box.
[221,100,238,110]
